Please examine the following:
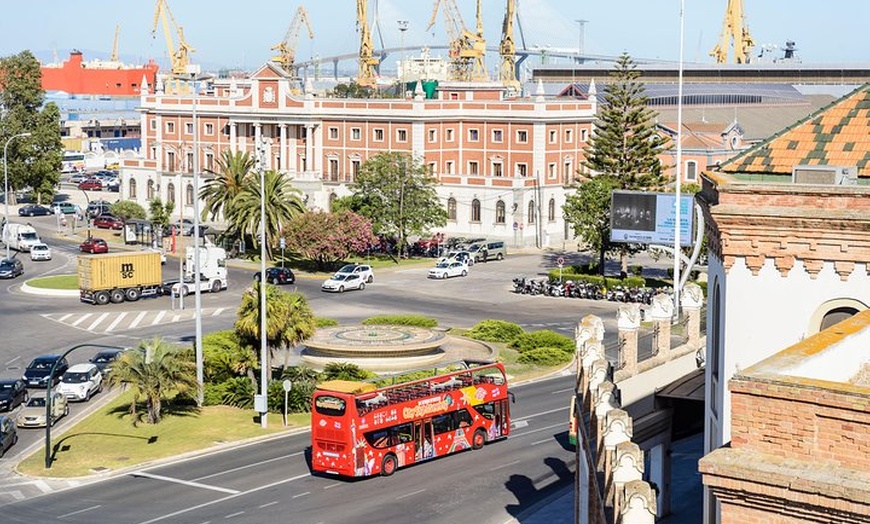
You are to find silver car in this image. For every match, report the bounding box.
[321,272,366,293]
[30,243,52,261]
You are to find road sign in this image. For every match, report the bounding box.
[279,237,286,249]
[557,257,565,267]
[513,221,518,231]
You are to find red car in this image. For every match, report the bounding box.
[93,215,124,230]
[78,178,103,191]
[80,237,109,254]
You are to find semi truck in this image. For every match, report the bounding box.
[78,251,163,305]
[163,245,228,297]
[2,223,41,252]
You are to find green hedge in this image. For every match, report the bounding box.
[362,314,438,328]
[546,270,646,288]
[510,330,574,353]
[315,317,339,328]
[466,320,525,343]
[518,347,574,366]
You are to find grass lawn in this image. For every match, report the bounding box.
[18,391,304,478]
[26,274,78,289]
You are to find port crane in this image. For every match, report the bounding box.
[152,0,195,93]
[271,6,314,78]
[110,24,120,63]
[710,0,754,64]
[427,0,488,82]
[356,0,379,87]
[498,0,519,90]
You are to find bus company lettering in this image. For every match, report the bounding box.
[372,408,398,426]
[403,397,450,419]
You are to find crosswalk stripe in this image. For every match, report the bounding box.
[212,308,225,317]
[151,310,167,326]
[104,311,128,333]
[128,311,148,329]
[172,314,181,322]
[86,312,110,331]
[71,313,93,327]
[58,314,72,322]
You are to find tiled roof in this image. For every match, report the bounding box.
[721,84,870,176]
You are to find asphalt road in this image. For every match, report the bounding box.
[3,372,577,524]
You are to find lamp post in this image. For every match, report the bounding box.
[257,137,268,429]
[4,132,31,259]
[673,0,685,319]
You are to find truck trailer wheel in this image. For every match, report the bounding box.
[211,280,221,293]
[110,289,125,303]
[94,291,110,306]
[125,287,141,302]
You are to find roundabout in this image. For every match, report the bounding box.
[300,324,494,372]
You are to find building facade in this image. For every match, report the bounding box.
[121,63,596,247]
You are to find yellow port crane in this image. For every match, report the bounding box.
[710,0,754,64]
[427,0,488,82]
[152,0,195,93]
[498,0,519,90]
[356,0,379,87]
[271,6,314,78]
[110,24,120,62]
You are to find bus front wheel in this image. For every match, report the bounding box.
[472,429,487,450]
[381,454,398,476]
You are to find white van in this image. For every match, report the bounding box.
[2,223,41,252]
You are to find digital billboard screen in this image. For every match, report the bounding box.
[610,191,694,247]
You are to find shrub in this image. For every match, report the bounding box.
[362,314,438,328]
[203,377,255,408]
[268,378,316,414]
[510,330,574,354]
[518,347,573,366]
[315,317,339,328]
[466,319,525,343]
[630,265,643,276]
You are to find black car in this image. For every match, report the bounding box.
[89,349,126,376]
[0,258,24,279]
[254,267,296,285]
[22,355,69,389]
[18,205,53,217]
[0,415,17,458]
[0,379,28,412]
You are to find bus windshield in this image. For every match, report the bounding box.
[310,360,510,478]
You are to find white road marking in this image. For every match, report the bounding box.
[104,312,128,332]
[86,312,110,331]
[34,480,52,493]
[396,489,426,500]
[224,511,244,519]
[511,422,565,438]
[131,471,240,495]
[258,502,279,509]
[70,313,93,327]
[489,460,522,471]
[322,482,342,490]
[172,314,181,322]
[4,356,20,366]
[58,314,72,322]
[291,492,310,499]
[512,406,567,421]
[512,420,529,429]
[151,310,167,326]
[531,438,553,446]
[551,387,575,394]
[194,452,301,481]
[128,311,148,329]
[58,505,101,519]
[212,308,225,316]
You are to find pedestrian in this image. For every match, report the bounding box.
[481,247,488,263]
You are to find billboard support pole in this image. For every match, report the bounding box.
[673,0,686,320]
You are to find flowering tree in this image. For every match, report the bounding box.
[282,210,377,270]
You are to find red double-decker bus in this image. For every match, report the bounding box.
[311,360,511,477]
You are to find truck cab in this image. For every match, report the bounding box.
[2,223,41,252]
[184,246,228,294]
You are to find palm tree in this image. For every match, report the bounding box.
[234,170,306,259]
[235,283,317,381]
[109,338,198,425]
[199,150,256,237]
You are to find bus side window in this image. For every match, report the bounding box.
[456,409,473,428]
[395,423,413,443]
[474,402,495,420]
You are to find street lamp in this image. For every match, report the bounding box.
[4,132,31,260]
[256,137,268,429]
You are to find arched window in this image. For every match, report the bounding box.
[548,198,556,222]
[471,199,481,222]
[129,179,137,199]
[447,197,457,220]
[528,200,536,224]
[186,184,194,205]
[495,200,506,224]
[167,182,176,204]
[686,160,698,181]
[147,180,155,200]
[820,307,860,331]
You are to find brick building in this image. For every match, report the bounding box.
[121,63,596,246]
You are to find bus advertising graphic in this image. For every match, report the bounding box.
[311,361,511,478]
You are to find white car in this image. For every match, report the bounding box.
[321,272,366,293]
[56,363,103,402]
[335,264,374,284]
[29,243,52,261]
[428,261,469,279]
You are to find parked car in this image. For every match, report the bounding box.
[428,260,469,279]
[438,250,474,267]
[69,173,88,184]
[0,379,28,412]
[335,264,374,283]
[89,349,127,377]
[105,178,120,192]
[78,178,103,191]
[0,258,24,279]
[254,267,296,285]
[52,202,80,216]
[87,201,112,218]
[29,243,52,261]
[0,415,17,457]
[93,214,124,230]
[22,355,69,389]
[16,391,68,428]
[80,237,109,254]
[17,204,52,217]
[57,364,103,402]
[321,272,366,293]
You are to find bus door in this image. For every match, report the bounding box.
[492,400,510,438]
[415,419,435,461]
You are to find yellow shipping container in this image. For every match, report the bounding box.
[78,252,162,291]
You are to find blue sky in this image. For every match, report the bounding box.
[1,1,865,72]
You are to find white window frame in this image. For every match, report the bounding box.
[491,161,503,177]
[516,163,528,178]
[396,129,408,142]
[549,130,557,143]
[428,129,437,142]
[565,129,573,143]
[516,130,528,143]
[204,123,214,136]
[166,121,175,134]
[686,160,698,181]
[492,129,504,143]
[351,128,361,141]
[468,129,479,142]
[185,122,193,135]
[328,127,339,140]
[446,129,454,142]
[468,161,479,175]
[373,128,384,142]
[445,161,454,175]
